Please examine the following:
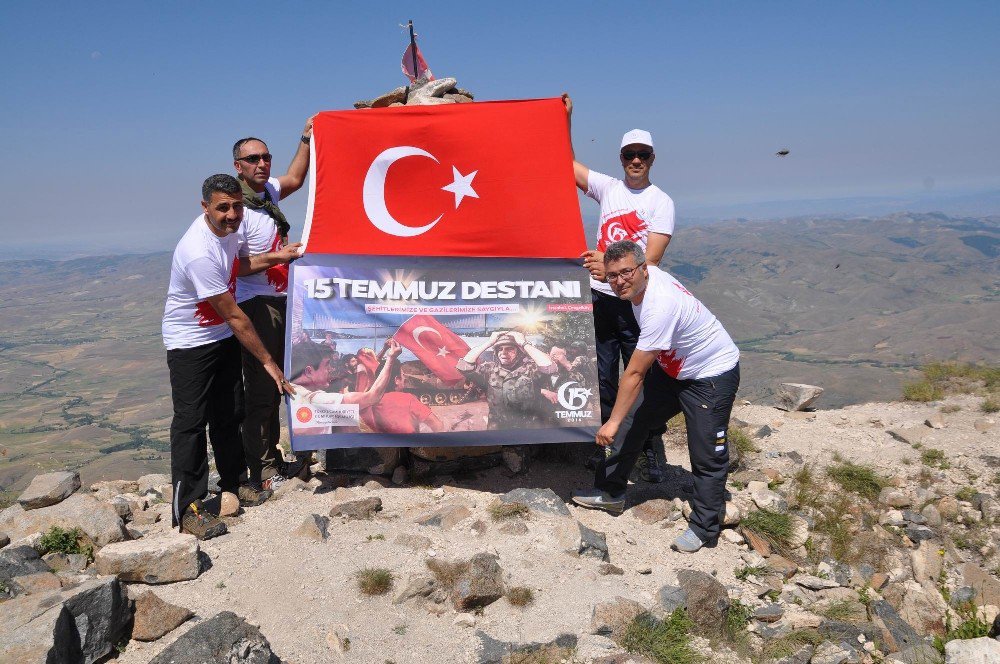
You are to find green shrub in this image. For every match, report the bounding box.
[827,462,888,500]
[619,610,700,664]
[728,427,758,455]
[934,603,992,655]
[734,565,767,581]
[921,448,951,469]
[955,487,977,502]
[902,380,942,402]
[982,398,999,413]
[39,526,92,559]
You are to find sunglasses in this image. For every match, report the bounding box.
[238,153,273,164]
[621,150,653,161]
[606,265,642,283]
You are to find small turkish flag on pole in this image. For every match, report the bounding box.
[401,20,433,83]
[393,314,470,385]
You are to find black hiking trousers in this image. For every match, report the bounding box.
[238,295,286,484]
[595,362,740,542]
[167,335,247,527]
[592,289,666,454]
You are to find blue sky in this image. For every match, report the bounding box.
[2,2,998,255]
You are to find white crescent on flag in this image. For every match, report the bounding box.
[362,146,479,238]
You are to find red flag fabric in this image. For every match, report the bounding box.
[401,43,434,83]
[303,98,586,259]
[392,314,470,385]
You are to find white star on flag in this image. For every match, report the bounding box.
[436,346,450,357]
[441,166,479,209]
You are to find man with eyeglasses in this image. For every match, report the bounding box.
[163,174,300,539]
[562,94,674,483]
[571,240,740,554]
[232,118,314,492]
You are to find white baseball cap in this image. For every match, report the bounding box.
[620,129,654,149]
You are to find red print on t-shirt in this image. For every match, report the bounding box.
[657,349,685,378]
[597,210,646,251]
[194,259,239,327]
[264,235,288,293]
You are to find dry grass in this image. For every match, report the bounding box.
[506,586,535,607]
[741,508,793,551]
[426,558,470,590]
[356,568,394,595]
[488,500,530,522]
[904,362,999,402]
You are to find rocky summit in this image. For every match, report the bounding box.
[0,386,997,663]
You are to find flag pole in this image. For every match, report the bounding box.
[404,19,418,103]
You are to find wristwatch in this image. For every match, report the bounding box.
[301,135,310,144]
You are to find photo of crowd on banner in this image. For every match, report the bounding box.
[287,306,599,437]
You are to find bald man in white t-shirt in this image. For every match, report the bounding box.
[572,240,741,554]
[563,94,674,483]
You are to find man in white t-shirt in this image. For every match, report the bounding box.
[232,119,314,490]
[562,94,675,483]
[163,174,300,540]
[572,241,741,554]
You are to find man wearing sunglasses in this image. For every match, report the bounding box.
[232,117,314,492]
[572,240,740,554]
[562,94,674,483]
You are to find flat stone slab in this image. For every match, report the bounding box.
[0,494,127,547]
[149,611,277,664]
[95,533,199,584]
[132,590,193,641]
[18,471,81,510]
[499,488,570,517]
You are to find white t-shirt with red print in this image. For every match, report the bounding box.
[633,266,739,381]
[236,177,289,302]
[586,170,675,296]
[162,216,241,350]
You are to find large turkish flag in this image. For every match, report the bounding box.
[302,98,585,258]
[392,314,470,385]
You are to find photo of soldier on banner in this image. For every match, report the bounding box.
[285,254,600,449]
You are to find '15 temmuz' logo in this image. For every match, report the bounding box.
[555,381,593,420]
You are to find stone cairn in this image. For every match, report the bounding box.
[352,74,474,109]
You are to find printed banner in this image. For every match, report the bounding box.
[285,255,600,449]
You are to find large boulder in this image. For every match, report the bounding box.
[0,494,128,546]
[0,576,131,663]
[149,611,278,664]
[131,590,193,641]
[676,569,730,629]
[95,533,199,584]
[775,383,824,411]
[18,471,81,510]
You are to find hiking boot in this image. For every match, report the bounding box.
[181,502,227,540]
[262,474,288,491]
[237,482,272,507]
[285,457,313,481]
[639,447,663,483]
[570,488,626,515]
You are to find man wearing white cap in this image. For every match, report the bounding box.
[562,94,675,482]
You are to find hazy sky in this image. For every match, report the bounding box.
[2,2,998,254]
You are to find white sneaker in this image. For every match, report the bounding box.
[570,488,626,514]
